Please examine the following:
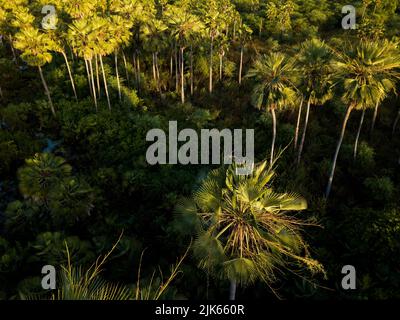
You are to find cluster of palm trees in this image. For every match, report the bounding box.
[0,0,252,110]
[247,39,400,199]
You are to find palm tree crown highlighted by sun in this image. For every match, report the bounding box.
[175,159,325,300]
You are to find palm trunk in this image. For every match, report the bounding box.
[99,55,111,111]
[353,109,365,160]
[239,46,244,84]
[270,107,277,165]
[370,100,379,135]
[392,107,400,135]
[155,52,160,87]
[180,47,185,104]
[122,49,129,85]
[209,36,214,94]
[229,279,237,301]
[294,97,304,150]
[152,52,157,82]
[133,52,137,87]
[326,104,354,199]
[61,51,78,101]
[136,54,141,91]
[95,54,101,98]
[297,96,312,164]
[190,45,194,96]
[38,65,55,117]
[84,59,93,97]
[89,58,98,112]
[115,51,122,101]
[219,54,223,81]
[175,43,179,92]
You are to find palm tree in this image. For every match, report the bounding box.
[236,23,252,85]
[247,52,297,165]
[165,3,204,103]
[14,27,56,116]
[325,40,400,199]
[175,160,324,300]
[296,39,333,164]
[17,153,72,203]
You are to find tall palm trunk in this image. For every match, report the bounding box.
[99,55,111,111]
[95,54,101,98]
[89,58,98,112]
[229,279,236,301]
[239,46,244,84]
[84,59,93,97]
[175,43,179,92]
[133,52,137,87]
[136,54,141,92]
[297,96,311,164]
[270,107,277,166]
[190,45,194,95]
[122,49,129,85]
[209,35,214,94]
[294,97,304,150]
[180,47,185,104]
[61,51,78,101]
[115,51,122,101]
[38,65,55,117]
[326,104,354,199]
[155,52,160,89]
[370,100,379,135]
[353,109,365,160]
[392,107,400,135]
[219,54,223,81]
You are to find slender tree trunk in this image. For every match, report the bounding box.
[294,97,304,150]
[95,54,101,98]
[354,109,365,160]
[136,54,141,91]
[325,104,354,199]
[152,52,157,82]
[270,107,277,165]
[233,21,237,38]
[0,86,3,100]
[180,47,185,104]
[392,107,400,135]
[219,54,223,81]
[99,55,111,111]
[115,51,122,101]
[209,36,214,93]
[38,65,55,117]
[297,96,312,164]
[89,58,98,112]
[61,51,78,101]
[239,46,244,84]
[133,52,137,87]
[175,43,179,92]
[155,52,160,84]
[84,59,93,97]
[370,100,379,135]
[190,45,194,96]
[229,279,237,301]
[122,49,129,85]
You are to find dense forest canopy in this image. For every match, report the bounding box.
[0,0,400,300]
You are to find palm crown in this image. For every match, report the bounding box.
[176,161,324,288]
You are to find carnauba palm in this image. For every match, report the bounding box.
[175,160,324,299]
